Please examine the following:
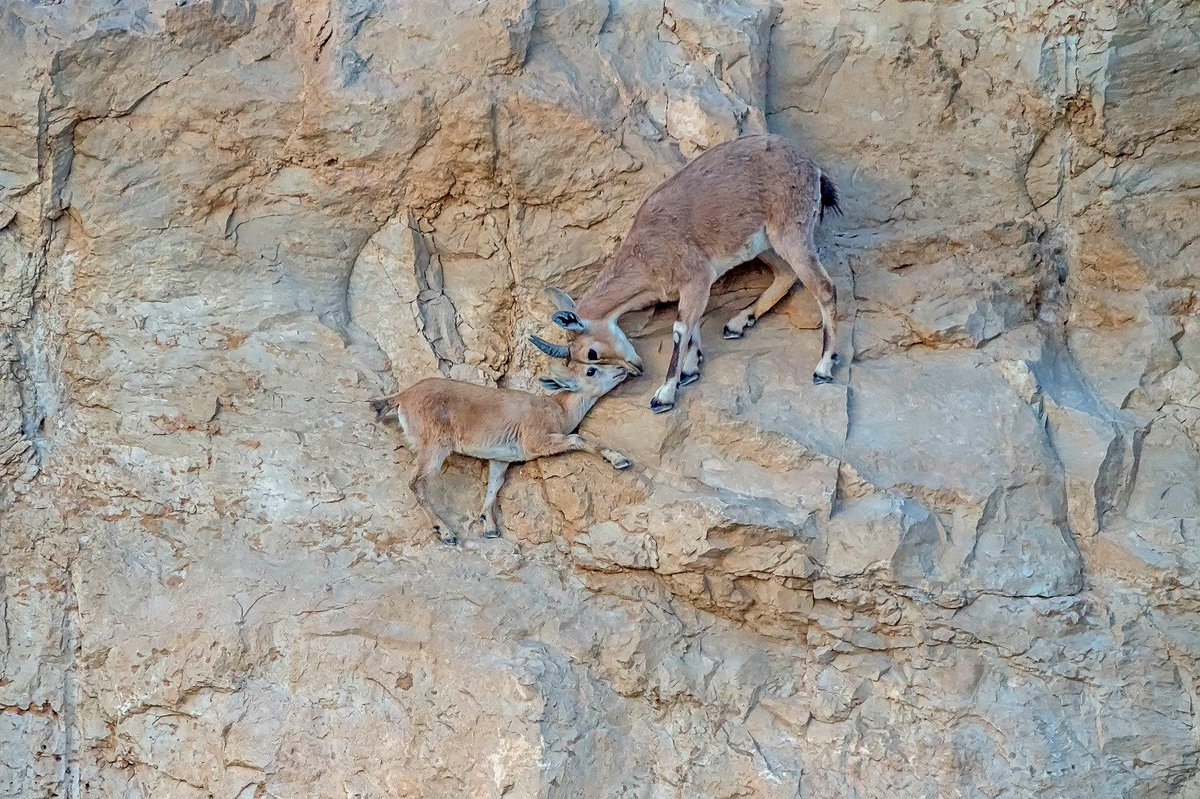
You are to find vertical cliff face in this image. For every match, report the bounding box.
[1,1,1197,796]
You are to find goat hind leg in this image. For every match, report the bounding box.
[476,460,509,539]
[772,231,839,383]
[805,252,839,383]
[724,252,797,339]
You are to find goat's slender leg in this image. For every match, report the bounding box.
[771,228,839,383]
[679,322,703,386]
[723,250,798,339]
[476,460,509,539]
[408,446,460,545]
[527,433,631,470]
[651,279,711,413]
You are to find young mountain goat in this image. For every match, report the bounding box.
[370,360,631,545]
[530,133,842,413]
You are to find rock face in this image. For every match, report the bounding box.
[2,1,1198,796]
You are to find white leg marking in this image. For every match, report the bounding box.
[723,308,758,337]
[602,448,632,469]
[652,377,679,410]
[813,296,837,382]
[653,322,688,411]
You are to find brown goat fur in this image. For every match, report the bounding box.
[372,361,630,545]
[538,134,842,413]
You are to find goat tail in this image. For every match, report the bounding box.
[369,396,397,422]
[819,172,842,221]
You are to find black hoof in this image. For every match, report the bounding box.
[613,458,632,470]
[680,371,700,386]
[722,326,744,340]
[831,353,841,365]
[482,529,501,539]
[650,398,675,414]
[812,373,834,385]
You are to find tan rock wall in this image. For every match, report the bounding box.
[2,1,1197,797]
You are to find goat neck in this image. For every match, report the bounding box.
[552,386,607,433]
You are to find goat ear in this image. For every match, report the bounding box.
[539,376,571,393]
[546,287,576,312]
[552,310,587,333]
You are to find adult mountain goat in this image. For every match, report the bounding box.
[530,134,842,413]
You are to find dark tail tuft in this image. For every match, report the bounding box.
[369,397,391,421]
[819,173,841,221]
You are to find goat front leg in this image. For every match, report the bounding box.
[529,433,632,470]
[408,446,460,546]
[679,321,703,386]
[474,460,509,539]
[651,280,711,413]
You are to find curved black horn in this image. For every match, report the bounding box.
[530,335,570,359]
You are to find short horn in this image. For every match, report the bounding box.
[530,335,569,359]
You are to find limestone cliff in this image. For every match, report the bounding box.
[2,1,1198,797]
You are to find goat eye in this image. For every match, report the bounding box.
[587,348,598,361]
[586,367,597,377]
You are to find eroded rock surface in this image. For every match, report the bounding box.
[2,1,1198,797]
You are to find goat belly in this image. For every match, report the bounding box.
[709,226,769,277]
[459,442,526,462]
